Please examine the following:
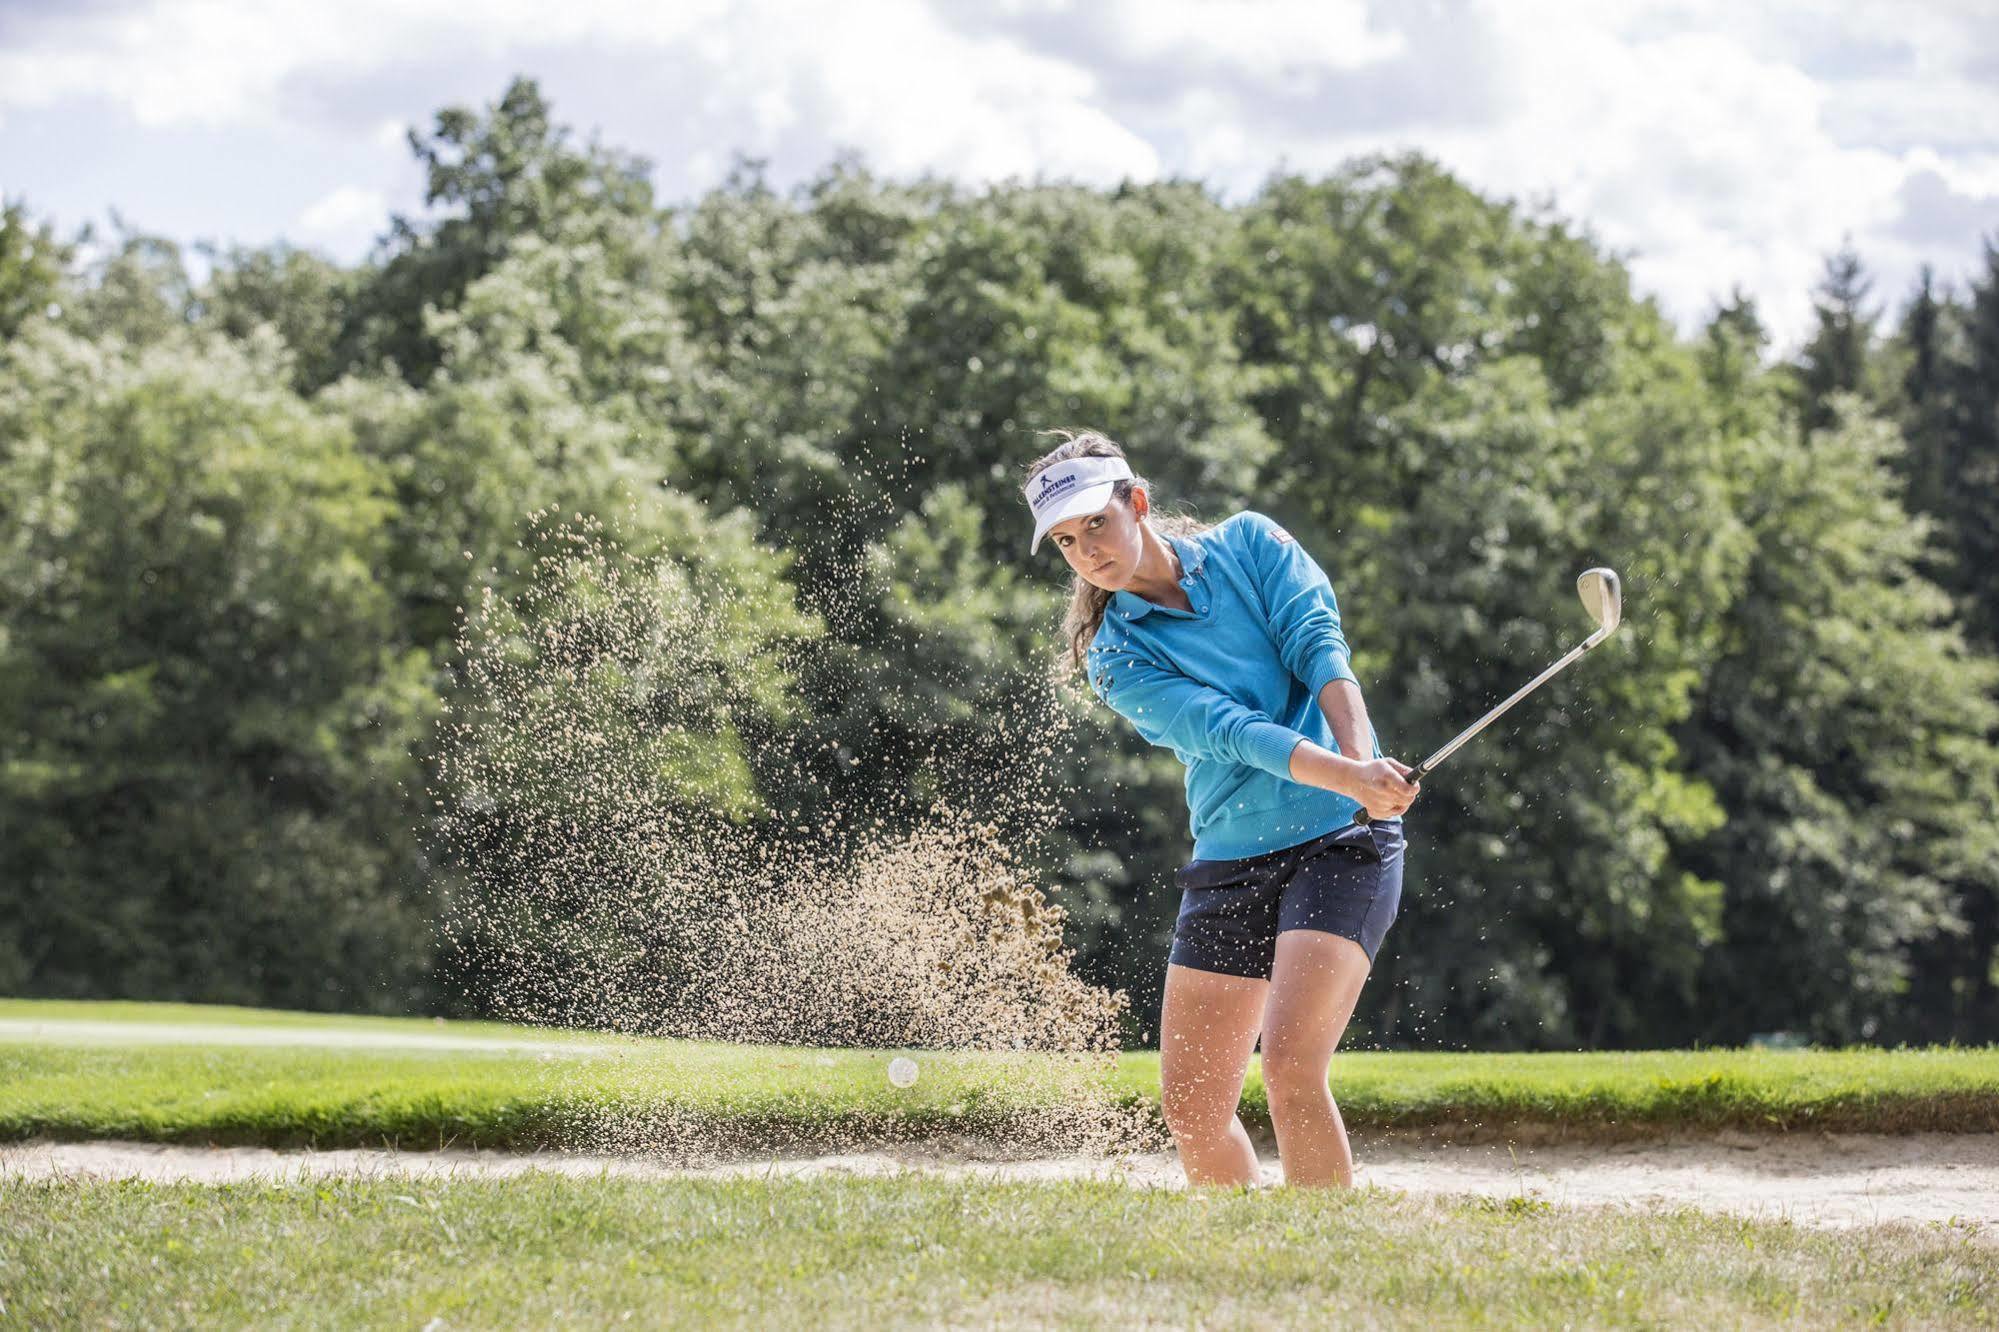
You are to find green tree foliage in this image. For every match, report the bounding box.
[194,242,354,393]
[1792,245,1883,437]
[1874,243,1999,1037]
[327,76,659,389]
[67,220,197,348]
[1881,240,1999,656]
[1678,397,1999,1041]
[0,200,72,341]
[0,323,440,1009]
[6,76,1998,1046]
[1952,241,1999,652]
[1890,266,1954,521]
[1700,287,1769,419]
[1371,357,1740,1046]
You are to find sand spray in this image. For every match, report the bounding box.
[427,507,1165,1161]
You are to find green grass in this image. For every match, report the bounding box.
[0,998,599,1038]
[5,999,1998,1152]
[3,1172,1993,1329]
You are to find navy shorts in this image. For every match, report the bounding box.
[1169,818,1406,980]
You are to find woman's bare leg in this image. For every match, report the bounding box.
[1158,962,1267,1187]
[1257,930,1373,1188]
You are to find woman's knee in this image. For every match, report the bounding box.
[1258,1042,1332,1108]
[1161,1076,1240,1140]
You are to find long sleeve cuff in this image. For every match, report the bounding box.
[1241,720,1310,780]
[1306,650,1358,699]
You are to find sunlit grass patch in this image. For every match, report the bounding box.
[3,1172,1994,1329]
[4,1000,1997,1153]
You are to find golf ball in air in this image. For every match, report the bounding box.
[887,1056,919,1088]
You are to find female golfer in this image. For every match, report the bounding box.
[1023,430,1417,1189]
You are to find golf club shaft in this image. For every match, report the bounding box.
[1353,630,1607,826]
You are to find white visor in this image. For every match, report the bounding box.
[1024,456,1134,552]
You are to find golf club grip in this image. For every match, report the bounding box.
[1351,761,1426,826]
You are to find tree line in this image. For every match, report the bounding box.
[3,76,1996,1048]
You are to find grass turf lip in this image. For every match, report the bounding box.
[4,999,1998,1151]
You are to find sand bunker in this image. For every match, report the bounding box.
[9,1133,1996,1233]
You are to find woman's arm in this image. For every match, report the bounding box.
[1289,679,1419,817]
[1316,677,1373,758]
[1232,513,1417,816]
[1092,643,1415,816]
[1235,512,1359,702]
[1089,642,1310,778]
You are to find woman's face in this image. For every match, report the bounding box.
[1046,485,1149,592]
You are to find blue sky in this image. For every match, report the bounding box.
[3,0,1996,350]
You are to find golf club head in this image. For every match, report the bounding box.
[1577,567,1622,639]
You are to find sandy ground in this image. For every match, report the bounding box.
[9,1019,1992,1232]
[7,1133,1996,1233]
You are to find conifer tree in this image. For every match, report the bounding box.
[1793,244,1879,437]
[1953,239,1999,651]
[1894,267,1954,522]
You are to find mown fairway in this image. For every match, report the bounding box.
[4,1000,1999,1151]
[8,1000,1999,1328]
[4,1171,1995,1330]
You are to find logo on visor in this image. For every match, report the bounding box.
[1033,472,1080,508]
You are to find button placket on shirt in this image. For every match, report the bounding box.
[1119,539,1208,619]
[1182,568,1207,617]
[1176,536,1208,616]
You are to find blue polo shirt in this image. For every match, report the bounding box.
[1085,511,1382,861]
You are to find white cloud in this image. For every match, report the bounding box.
[675,1,1158,185]
[1433,12,1911,342]
[295,184,387,250]
[2,0,1994,349]
[0,1,718,128]
[1131,0,1992,344]
[0,0,1156,185]
[1085,0,1402,83]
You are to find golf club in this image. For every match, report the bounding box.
[1353,567,1622,827]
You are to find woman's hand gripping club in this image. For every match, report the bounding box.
[1348,757,1422,820]
[1287,746,1422,820]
